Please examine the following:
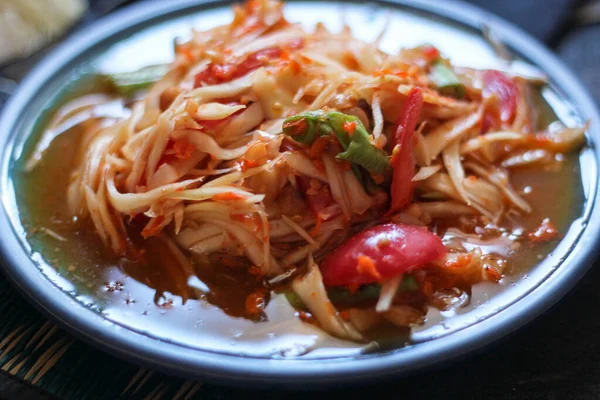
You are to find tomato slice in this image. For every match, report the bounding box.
[388,87,424,214]
[482,70,519,128]
[320,223,446,287]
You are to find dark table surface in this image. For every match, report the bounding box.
[2,0,600,399]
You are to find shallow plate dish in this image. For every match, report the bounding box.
[1,0,599,386]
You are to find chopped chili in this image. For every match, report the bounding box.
[528,218,558,243]
[172,139,195,160]
[356,255,382,282]
[212,192,246,201]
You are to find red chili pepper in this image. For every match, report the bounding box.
[320,223,446,286]
[194,41,304,88]
[194,47,282,87]
[388,87,423,214]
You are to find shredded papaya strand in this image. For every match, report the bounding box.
[212,192,247,201]
[297,310,315,324]
[356,255,382,281]
[231,213,262,233]
[325,301,336,316]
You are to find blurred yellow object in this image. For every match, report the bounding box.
[0,0,87,64]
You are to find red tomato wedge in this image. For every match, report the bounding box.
[320,223,446,286]
[388,87,424,214]
[482,70,519,127]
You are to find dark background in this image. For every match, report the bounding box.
[1,0,600,399]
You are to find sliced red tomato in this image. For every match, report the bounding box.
[320,223,446,286]
[482,70,519,128]
[388,87,423,214]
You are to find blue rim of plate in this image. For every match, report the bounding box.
[0,0,599,387]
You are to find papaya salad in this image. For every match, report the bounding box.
[31,0,587,343]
